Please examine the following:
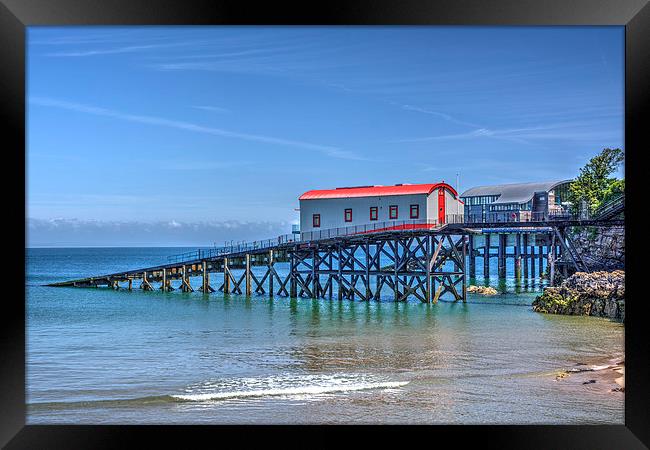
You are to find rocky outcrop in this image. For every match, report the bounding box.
[570,226,624,271]
[467,285,498,295]
[532,270,624,321]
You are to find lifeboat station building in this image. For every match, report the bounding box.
[459,180,572,223]
[298,182,463,235]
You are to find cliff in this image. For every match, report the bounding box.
[569,226,624,271]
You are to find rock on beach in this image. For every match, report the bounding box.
[532,270,624,321]
[467,285,498,295]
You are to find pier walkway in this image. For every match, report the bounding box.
[48,196,624,302]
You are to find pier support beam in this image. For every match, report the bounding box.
[128,278,132,291]
[223,258,230,294]
[483,234,490,278]
[468,234,476,279]
[245,254,252,296]
[141,272,153,291]
[549,235,556,286]
[498,234,506,279]
[312,248,318,299]
[180,265,193,292]
[530,245,535,280]
[161,268,168,291]
[462,235,467,301]
[523,234,529,280]
[290,253,297,298]
[425,237,432,303]
[268,250,274,297]
[200,261,214,293]
[514,234,521,280]
[337,245,343,301]
[538,245,544,277]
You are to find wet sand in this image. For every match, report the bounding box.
[554,355,624,394]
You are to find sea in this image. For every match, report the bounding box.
[26,247,624,424]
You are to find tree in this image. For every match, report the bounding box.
[567,148,624,213]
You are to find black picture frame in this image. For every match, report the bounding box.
[2,0,648,447]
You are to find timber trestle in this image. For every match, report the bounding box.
[48,230,469,303]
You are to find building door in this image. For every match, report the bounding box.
[532,191,548,221]
[438,188,446,224]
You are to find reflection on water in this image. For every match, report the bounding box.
[26,248,624,424]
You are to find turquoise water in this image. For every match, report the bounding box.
[26,248,624,424]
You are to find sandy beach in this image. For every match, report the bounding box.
[554,354,625,394]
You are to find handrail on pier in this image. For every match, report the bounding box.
[166,199,624,266]
[165,216,462,265]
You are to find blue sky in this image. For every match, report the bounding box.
[27,26,624,246]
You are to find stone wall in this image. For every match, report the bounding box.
[532,270,625,321]
[570,226,624,271]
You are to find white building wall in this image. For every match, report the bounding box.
[299,193,429,233]
[424,187,463,221]
[445,188,464,217]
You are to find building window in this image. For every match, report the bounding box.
[369,206,378,221]
[312,214,320,228]
[389,205,398,219]
[344,208,352,222]
[410,204,419,219]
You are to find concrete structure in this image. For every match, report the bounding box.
[460,180,572,223]
[298,183,463,235]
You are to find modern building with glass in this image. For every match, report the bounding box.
[460,180,572,223]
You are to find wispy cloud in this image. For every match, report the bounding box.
[192,105,230,114]
[29,97,365,160]
[399,104,482,128]
[47,44,166,57]
[392,120,621,146]
[46,41,202,57]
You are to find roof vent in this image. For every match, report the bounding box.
[335,185,375,190]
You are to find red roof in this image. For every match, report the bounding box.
[299,183,459,200]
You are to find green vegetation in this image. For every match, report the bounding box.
[567,148,624,213]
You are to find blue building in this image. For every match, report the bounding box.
[460,180,572,223]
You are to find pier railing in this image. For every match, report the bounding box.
[166,233,299,264]
[166,216,467,264]
[299,218,444,241]
[464,208,601,223]
[165,200,624,265]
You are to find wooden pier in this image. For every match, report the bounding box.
[48,212,623,301]
[49,228,469,303]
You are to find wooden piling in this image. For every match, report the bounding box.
[141,271,153,291]
[425,236,432,303]
[514,234,521,279]
[484,234,490,278]
[522,234,529,279]
[223,258,230,294]
[245,254,252,296]
[468,234,476,279]
[290,253,297,298]
[538,245,544,277]
[312,248,318,299]
[462,234,467,302]
[161,268,168,291]
[498,234,506,279]
[201,261,209,292]
[337,245,343,301]
[530,245,536,279]
[549,235,556,286]
[365,243,372,301]
[268,250,274,297]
